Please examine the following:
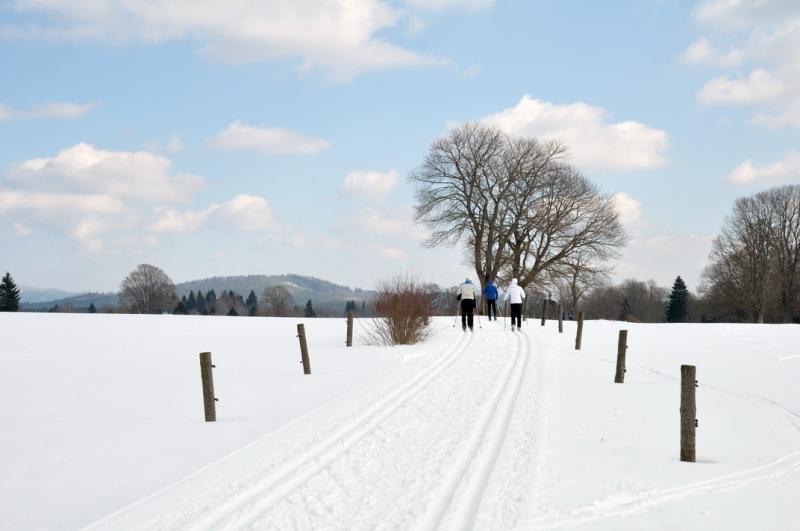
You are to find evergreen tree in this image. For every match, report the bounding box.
[665,276,690,322]
[345,300,356,313]
[187,291,197,311]
[195,290,206,314]
[246,290,258,308]
[174,300,188,314]
[304,299,316,318]
[0,272,21,312]
[88,303,97,314]
[619,297,631,321]
[227,307,238,316]
[206,289,217,307]
[248,304,257,316]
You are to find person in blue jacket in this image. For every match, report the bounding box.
[483,278,499,321]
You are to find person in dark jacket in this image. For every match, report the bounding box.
[483,278,499,321]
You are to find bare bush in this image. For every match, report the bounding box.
[365,275,437,346]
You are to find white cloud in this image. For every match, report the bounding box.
[339,208,429,241]
[480,96,669,171]
[7,0,448,81]
[725,150,800,184]
[0,101,97,120]
[208,121,331,155]
[145,133,186,154]
[685,1,800,126]
[404,0,494,12]
[13,222,32,236]
[380,247,406,260]
[613,192,642,226]
[6,143,204,203]
[151,194,277,233]
[697,69,785,105]
[341,169,399,200]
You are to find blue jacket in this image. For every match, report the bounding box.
[484,281,498,300]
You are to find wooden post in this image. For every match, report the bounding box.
[680,364,697,462]
[614,330,628,383]
[575,311,584,350]
[557,303,563,333]
[297,324,311,374]
[199,352,217,422]
[346,311,354,347]
[540,299,548,326]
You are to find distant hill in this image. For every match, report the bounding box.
[20,286,78,303]
[20,274,373,313]
[22,292,119,312]
[176,274,373,309]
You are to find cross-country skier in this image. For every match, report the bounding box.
[504,278,525,330]
[457,278,478,331]
[483,278,499,321]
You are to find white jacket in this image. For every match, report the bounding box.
[459,282,478,300]
[504,281,525,304]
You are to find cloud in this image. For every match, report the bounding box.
[0,101,97,120]
[341,169,399,200]
[339,208,429,241]
[480,96,669,171]
[145,133,186,154]
[380,247,406,260]
[13,222,32,236]
[6,143,203,203]
[697,69,785,105]
[725,150,800,185]
[404,0,494,12]
[6,0,449,81]
[151,194,277,233]
[613,192,642,226]
[208,121,331,155]
[684,1,800,126]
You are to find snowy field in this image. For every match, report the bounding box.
[2,313,799,530]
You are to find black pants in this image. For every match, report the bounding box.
[510,303,522,328]
[487,299,498,319]
[460,299,475,329]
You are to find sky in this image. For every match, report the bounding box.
[1,0,800,293]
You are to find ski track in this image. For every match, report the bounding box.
[181,330,476,530]
[518,450,800,529]
[138,322,548,531]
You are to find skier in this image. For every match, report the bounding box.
[504,278,525,331]
[483,277,499,321]
[457,278,478,331]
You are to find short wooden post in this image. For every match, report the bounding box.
[199,352,217,422]
[575,311,584,350]
[680,364,697,462]
[540,299,548,326]
[557,303,563,333]
[614,330,628,383]
[297,324,311,374]
[346,312,354,347]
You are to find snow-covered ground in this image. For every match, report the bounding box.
[2,313,798,530]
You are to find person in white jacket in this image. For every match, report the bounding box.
[503,278,525,330]
[457,278,479,331]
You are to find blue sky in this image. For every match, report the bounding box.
[2,0,799,293]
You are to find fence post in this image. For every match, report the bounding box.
[575,311,584,350]
[199,352,217,422]
[540,299,548,326]
[614,330,628,383]
[297,324,311,375]
[680,365,697,462]
[557,303,563,333]
[346,311,354,347]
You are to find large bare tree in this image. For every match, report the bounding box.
[119,264,176,314]
[261,285,294,317]
[766,185,800,322]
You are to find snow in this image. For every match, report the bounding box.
[1,313,798,530]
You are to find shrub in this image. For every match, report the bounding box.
[366,275,437,346]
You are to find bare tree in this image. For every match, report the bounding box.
[766,185,800,322]
[550,250,611,314]
[119,264,176,314]
[503,164,627,290]
[261,285,294,316]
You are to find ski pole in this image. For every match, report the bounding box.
[452,299,460,328]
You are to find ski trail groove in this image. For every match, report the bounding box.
[414,330,530,531]
[188,331,475,530]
